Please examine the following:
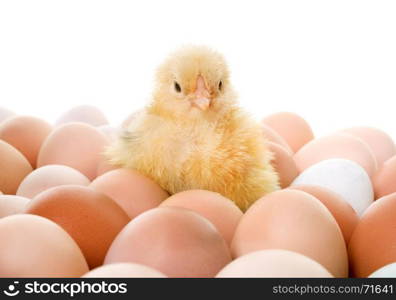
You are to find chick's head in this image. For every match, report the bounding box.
[150,46,236,119]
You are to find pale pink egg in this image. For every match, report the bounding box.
[0,214,89,277]
[290,185,358,243]
[56,105,108,127]
[216,249,332,278]
[37,123,108,180]
[105,207,232,277]
[294,134,377,177]
[268,142,299,188]
[121,109,143,128]
[82,263,166,278]
[341,127,395,167]
[231,189,348,277]
[0,195,30,218]
[17,165,90,199]
[90,169,168,219]
[262,112,314,153]
[160,190,243,245]
[373,155,396,199]
[0,116,52,168]
[98,125,121,141]
[261,124,292,154]
[0,107,15,124]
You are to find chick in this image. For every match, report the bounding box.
[106,46,279,211]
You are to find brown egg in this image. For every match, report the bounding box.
[90,169,168,219]
[262,112,314,153]
[261,124,292,154]
[0,141,33,194]
[231,189,348,277]
[37,123,108,180]
[105,207,232,277]
[268,142,299,188]
[0,107,15,124]
[0,214,89,277]
[294,134,377,177]
[349,193,396,277]
[341,127,395,167]
[82,263,167,278]
[216,249,333,278]
[160,190,242,245]
[17,165,90,198]
[0,195,30,218]
[290,185,358,243]
[373,156,396,199]
[25,185,130,268]
[56,105,108,127]
[0,116,52,168]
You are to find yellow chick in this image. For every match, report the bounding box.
[106,46,279,211]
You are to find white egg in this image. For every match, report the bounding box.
[291,159,373,216]
[369,262,396,278]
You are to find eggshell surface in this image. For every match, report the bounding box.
[268,142,299,188]
[373,156,396,199]
[369,263,396,278]
[0,195,30,218]
[82,263,167,278]
[261,124,292,154]
[56,105,108,127]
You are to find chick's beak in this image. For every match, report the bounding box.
[192,75,211,111]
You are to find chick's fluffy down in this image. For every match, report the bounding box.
[107,46,279,211]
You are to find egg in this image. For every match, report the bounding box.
[160,190,242,245]
[56,105,108,127]
[262,112,314,152]
[341,127,396,167]
[0,107,15,124]
[0,141,33,194]
[98,125,121,141]
[268,142,299,188]
[17,165,90,199]
[25,185,130,268]
[82,263,167,278]
[121,109,143,128]
[290,185,358,243]
[349,193,396,277]
[261,124,292,154]
[294,134,377,177]
[0,195,30,218]
[37,123,108,180]
[0,214,88,277]
[231,189,348,277]
[105,207,232,277]
[96,157,118,177]
[90,169,168,219]
[0,116,52,168]
[369,263,396,278]
[216,249,333,278]
[292,159,374,216]
[373,155,396,199]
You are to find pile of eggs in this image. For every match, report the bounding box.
[1,105,396,278]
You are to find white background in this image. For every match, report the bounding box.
[0,0,395,139]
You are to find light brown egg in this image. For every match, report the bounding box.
[261,124,292,154]
[104,207,232,277]
[0,116,52,168]
[17,165,90,199]
[0,107,15,124]
[160,190,242,245]
[0,195,30,218]
[290,185,358,243]
[216,249,333,278]
[0,214,89,277]
[268,142,299,188]
[231,189,348,277]
[37,123,108,180]
[0,141,33,194]
[294,134,377,177]
[341,127,395,167]
[349,193,396,277]
[82,263,167,278]
[26,185,130,269]
[98,125,121,141]
[90,169,168,219]
[373,156,396,199]
[56,105,108,127]
[262,112,314,153]
[96,155,118,177]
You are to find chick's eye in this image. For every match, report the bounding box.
[174,82,181,93]
[218,81,223,91]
